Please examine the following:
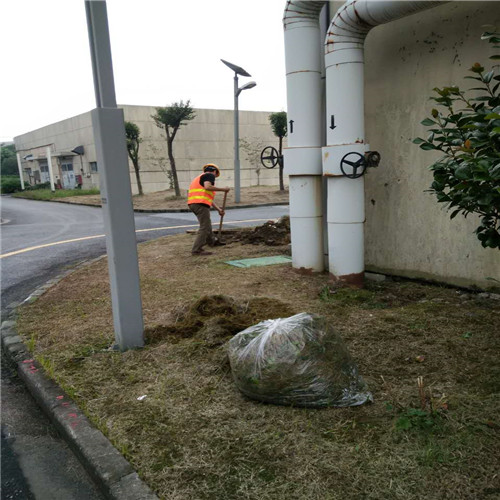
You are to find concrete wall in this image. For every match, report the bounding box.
[360,1,500,289]
[122,106,284,193]
[14,107,285,193]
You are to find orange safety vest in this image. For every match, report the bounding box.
[187,174,216,206]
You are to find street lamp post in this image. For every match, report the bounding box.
[85,0,144,351]
[221,59,256,203]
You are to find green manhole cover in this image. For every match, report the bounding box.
[225,255,292,268]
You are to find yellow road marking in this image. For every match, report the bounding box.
[0,218,273,259]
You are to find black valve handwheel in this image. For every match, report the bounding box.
[260,146,280,169]
[340,152,367,179]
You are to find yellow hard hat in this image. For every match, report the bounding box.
[203,163,220,177]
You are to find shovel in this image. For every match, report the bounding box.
[218,191,228,241]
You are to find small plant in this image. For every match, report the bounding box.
[38,355,55,378]
[395,408,438,431]
[386,377,448,432]
[26,333,37,352]
[414,30,500,249]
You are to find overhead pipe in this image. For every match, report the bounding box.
[323,0,442,286]
[283,0,327,272]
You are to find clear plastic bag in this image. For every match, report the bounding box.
[228,312,372,408]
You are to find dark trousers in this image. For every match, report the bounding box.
[189,203,215,253]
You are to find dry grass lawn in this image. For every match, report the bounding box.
[16,229,500,500]
[55,186,289,211]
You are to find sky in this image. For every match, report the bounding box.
[1,0,288,143]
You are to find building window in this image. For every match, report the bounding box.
[90,162,98,173]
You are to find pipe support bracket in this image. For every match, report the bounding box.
[322,143,367,176]
[284,147,323,176]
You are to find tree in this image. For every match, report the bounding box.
[269,112,287,191]
[124,121,144,196]
[414,31,500,249]
[146,143,173,189]
[240,137,267,186]
[151,100,196,197]
[1,144,19,177]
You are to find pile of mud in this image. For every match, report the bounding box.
[223,216,290,247]
[145,294,295,347]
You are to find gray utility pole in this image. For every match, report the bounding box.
[85,0,144,351]
[221,59,256,204]
[15,154,25,190]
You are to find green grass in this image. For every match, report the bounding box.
[12,188,100,200]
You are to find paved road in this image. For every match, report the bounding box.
[0,195,288,499]
[1,196,288,309]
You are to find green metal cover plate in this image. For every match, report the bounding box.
[225,255,292,268]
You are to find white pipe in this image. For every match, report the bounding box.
[283,0,327,272]
[323,0,442,285]
[16,153,25,190]
[45,146,56,192]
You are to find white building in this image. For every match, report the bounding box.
[14,106,283,192]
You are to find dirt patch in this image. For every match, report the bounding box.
[146,295,296,347]
[222,216,291,247]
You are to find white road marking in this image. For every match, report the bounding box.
[0,218,273,259]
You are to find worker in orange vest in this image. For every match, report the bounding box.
[188,164,230,255]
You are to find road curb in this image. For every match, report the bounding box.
[1,269,159,500]
[47,199,289,213]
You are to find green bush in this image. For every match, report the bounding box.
[25,182,51,191]
[414,31,500,249]
[13,188,100,200]
[0,176,22,194]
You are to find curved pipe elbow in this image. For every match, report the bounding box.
[283,0,327,30]
[325,0,446,55]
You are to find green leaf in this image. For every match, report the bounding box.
[413,137,425,144]
[455,165,471,179]
[420,142,437,151]
[483,70,495,83]
[421,118,437,126]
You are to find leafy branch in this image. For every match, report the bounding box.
[414,31,500,249]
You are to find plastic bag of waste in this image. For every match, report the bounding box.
[228,312,372,408]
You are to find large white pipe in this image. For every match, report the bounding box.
[283,0,327,272]
[323,0,442,286]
